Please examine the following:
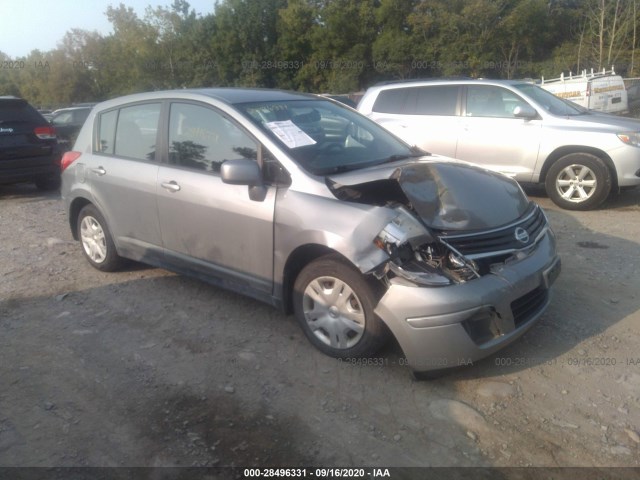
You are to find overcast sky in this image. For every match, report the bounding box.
[0,0,216,58]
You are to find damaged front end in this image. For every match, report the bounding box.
[372,206,479,286]
[328,160,548,288]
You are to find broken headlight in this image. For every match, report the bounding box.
[374,209,479,286]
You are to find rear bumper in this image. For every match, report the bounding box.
[0,156,60,184]
[374,232,560,372]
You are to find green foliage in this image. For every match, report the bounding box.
[1,0,639,105]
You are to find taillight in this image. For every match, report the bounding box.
[61,151,82,171]
[586,84,591,97]
[34,125,57,140]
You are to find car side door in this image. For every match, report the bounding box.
[156,101,276,297]
[455,85,542,182]
[84,102,163,261]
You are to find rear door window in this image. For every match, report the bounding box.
[95,103,161,161]
[115,104,161,161]
[414,86,458,115]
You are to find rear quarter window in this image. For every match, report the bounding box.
[96,110,118,154]
[372,88,412,113]
[372,86,458,115]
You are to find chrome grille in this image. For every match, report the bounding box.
[438,204,547,259]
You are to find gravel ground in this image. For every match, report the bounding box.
[0,183,639,472]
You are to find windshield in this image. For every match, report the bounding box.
[514,83,586,116]
[235,99,420,175]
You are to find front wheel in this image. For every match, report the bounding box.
[545,153,611,210]
[77,204,124,272]
[293,254,388,359]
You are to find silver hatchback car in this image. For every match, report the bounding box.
[61,89,560,375]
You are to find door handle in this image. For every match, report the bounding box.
[161,181,181,192]
[91,166,106,176]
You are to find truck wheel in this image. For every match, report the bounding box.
[293,254,388,359]
[545,153,611,210]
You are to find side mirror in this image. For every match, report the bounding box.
[513,105,537,119]
[221,159,267,202]
[221,159,262,186]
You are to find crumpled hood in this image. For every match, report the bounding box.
[327,159,531,231]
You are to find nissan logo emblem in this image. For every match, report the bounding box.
[514,227,530,244]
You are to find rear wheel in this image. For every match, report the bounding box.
[545,153,611,210]
[77,204,124,271]
[293,254,388,359]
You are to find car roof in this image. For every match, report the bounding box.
[52,106,94,113]
[93,88,321,111]
[187,88,319,104]
[369,78,526,90]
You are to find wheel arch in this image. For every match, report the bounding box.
[281,244,351,315]
[540,146,618,189]
[68,196,93,240]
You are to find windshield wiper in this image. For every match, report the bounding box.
[316,148,429,175]
[314,164,363,175]
[379,150,427,165]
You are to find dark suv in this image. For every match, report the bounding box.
[0,96,61,190]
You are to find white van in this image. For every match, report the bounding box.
[539,68,628,114]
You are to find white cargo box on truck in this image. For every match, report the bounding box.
[540,68,628,114]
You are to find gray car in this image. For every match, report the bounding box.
[358,79,640,210]
[60,89,560,375]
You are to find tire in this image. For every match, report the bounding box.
[293,254,388,359]
[76,204,124,272]
[545,153,611,210]
[35,175,61,191]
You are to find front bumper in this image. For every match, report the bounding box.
[374,232,560,372]
[611,145,640,186]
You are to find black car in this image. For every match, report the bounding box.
[0,96,61,190]
[50,106,93,149]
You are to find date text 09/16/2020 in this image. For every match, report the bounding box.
[244,468,391,478]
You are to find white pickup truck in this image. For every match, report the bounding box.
[540,68,628,114]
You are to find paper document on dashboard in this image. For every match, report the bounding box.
[265,120,316,148]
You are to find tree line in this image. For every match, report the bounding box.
[1,0,639,108]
